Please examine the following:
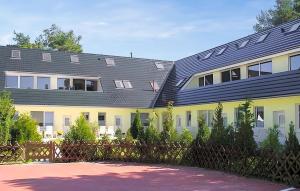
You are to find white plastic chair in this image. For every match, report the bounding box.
[107,126,115,137]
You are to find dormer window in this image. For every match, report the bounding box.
[70,55,79,63]
[150,80,159,92]
[155,62,164,70]
[288,22,300,33]
[11,50,21,59]
[216,46,227,56]
[42,53,51,62]
[256,33,269,43]
[105,58,115,66]
[238,39,249,48]
[114,80,124,88]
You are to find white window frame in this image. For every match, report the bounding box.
[199,74,213,87]
[255,106,264,128]
[5,75,19,88]
[63,115,71,127]
[296,104,300,131]
[273,111,285,129]
[150,80,159,91]
[70,55,79,63]
[198,110,213,128]
[221,68,241,82]
[105,58,115,66]
[247,61,272,78]
[289,54,300,71]
[115,115,122,128]
[11,50,21,59]
[123,80,133,89]
[186,111,192,127]
[176,115,182,130]
[114,80,124,89]
[155,62,164,70]
[42,53,51,62]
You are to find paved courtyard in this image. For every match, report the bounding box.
[0,162,297,191]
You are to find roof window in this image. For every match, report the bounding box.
[114,80,124,88]
[105,58,115,66]
[42,53,51,62]
[123,80,133,89]
[70,55,79,63]
[11,50,21,59]
[238,39,249,48]
[203,51,213,59]
[155,62,164,70]
[288,22,300,33]
[150,80,159,92]
[216,46,227,56]
[256,33,269,43]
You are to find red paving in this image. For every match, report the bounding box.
[0,162,297,191]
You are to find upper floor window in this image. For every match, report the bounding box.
[37,77,50,90]
[248,61,272,78]
[57,78,70,90]
[20,76,34,89]
[70,55,79,63]
[11,50,21,59]
[199,74,213,87]
[42,53,51,62]
[86,80,98,91]
[73,79,85,90]
[5,76,18,88]
[155,62,164,70]
[290,54,300,71]
[221,68,240,83]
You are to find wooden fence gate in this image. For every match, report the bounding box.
[25,142,55,162]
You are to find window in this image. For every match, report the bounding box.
[31,111,54,127]
[57,78,70,90]
[123,80,133,89]
[114,80,124,88]
[73,79,85,90]
[63,116,71,127]
[298,105,300,129]
[98,112,106,126]
[82,112,89,121]
[221,68,241,83]
[199,74,213,87]
[176,79,184,87]
[42,53,51,62]
[70,55,79,63]
[115,116,122,127]
[216,46,227,56]
[105,58,115,66]
[239,39,249,48]
[176,115,182,129]
[37,77,50,89]
[248,61,272,78]
[5,76,18,88]
[198,110,213,128]
[256,33,269,43]
[20,76,34,89]
[186,111,192,127]
[287,22,300,33]
[222,113,228,127]
[131,113,149,127]
[290,54,300,71]
[86,80,98,91]
[150,81,159,91]
[155,62,164,70]
[11,50,21,59]
[234,108,241,127]
[203,51,213,59]
[45,112,54,126]
[255,107,264,128]
[273,111,285,129]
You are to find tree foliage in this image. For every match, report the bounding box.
[144,112,160,143]
[130,110,144,140]
[179,128,193,144]
[115,127,123,140]
[13,24,82,53]
[10,113,42,144]
[260,125,282,152]
[254,0,300,32]
[235,99,257,151]
[64,115,96,142]
[160,101,177,142]
[285,121,300,153]
[195,116,210,144]
[0,91,16,144]
[210,103,226,144]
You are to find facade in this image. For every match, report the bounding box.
[1,19,300,142]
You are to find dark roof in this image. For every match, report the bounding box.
[155,19,300,107]
[0,46,173,108]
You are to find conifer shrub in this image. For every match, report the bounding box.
[285,121,300,153]
[179,128,193,144]
[210,102,226,145]
[195,116,210,144]
[130,110,143,140]
[260,125,282,153]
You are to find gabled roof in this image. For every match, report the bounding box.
[0,46,173,108]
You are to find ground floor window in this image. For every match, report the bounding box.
[255,107,264,128]
[131,113,149,127]
[222,113,228,127]
[198,110,213,128]
[273,111,285,128]
[82,112,89,121]
[176,115,182,130]
[186,111,192,127]
[115,116,122,128]
[98,112,106,126]
[30,111,54,138]
[63,116,71,127]
[297,105,300,129]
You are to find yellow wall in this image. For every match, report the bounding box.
[15,95,300,139]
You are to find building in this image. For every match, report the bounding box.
[1,19,300,142]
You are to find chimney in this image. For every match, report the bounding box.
[130,52,133,58]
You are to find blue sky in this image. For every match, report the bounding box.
[0,0,274,60]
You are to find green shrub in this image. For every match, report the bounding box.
[64,115,96,142]
[179,128,193,144]
[125,128,134,143]
[195,116,210,144]
[210,102,226,145]
[235,99,256,151]
[130,110,143,139]
[285,121,300,153]
[260,125,282,152]
[115,127,123,140]
[144,126,160,144]
[160,101,177,142]
[10,113,42,144]
[0,91,16,144]
[224,124,235,146]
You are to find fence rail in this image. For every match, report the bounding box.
[0,141,299,187]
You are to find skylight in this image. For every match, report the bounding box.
[105,58,115,66]
[176,79,185,87]
[288,22,300,33]
[11,50,21,59]
[70,55,79,63]
[155,62,164,70]
[42,53,51,62]
[150,81,159,92]
[256,33,269,43]
[239,39,249,48]
[203,51,213,59]
[216,46,227,55]
[114,80,124,88]
[123,80,133,89]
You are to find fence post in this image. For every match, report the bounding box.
[49,141,54,162]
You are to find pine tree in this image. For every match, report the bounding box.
[210,103,226,145]
[195,116,210,144]
[130,110,143,139]
[160,101,177,142]
[285,121,300,153]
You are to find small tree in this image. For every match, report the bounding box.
[210,102,226,145]
[285,121,300,153]
[235,99,256,151]
[260,125,282,153]
[144,112,160,143]
[130,110,143,139]
[0,91,16,144]
[125,128,134,143]
[195,116,210,144]
[160,101,177,142]
[115,127,123,140]
[10,113,42,144]
[224,124,235,146]
[179,128,193,144]
[64,115,96,142]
